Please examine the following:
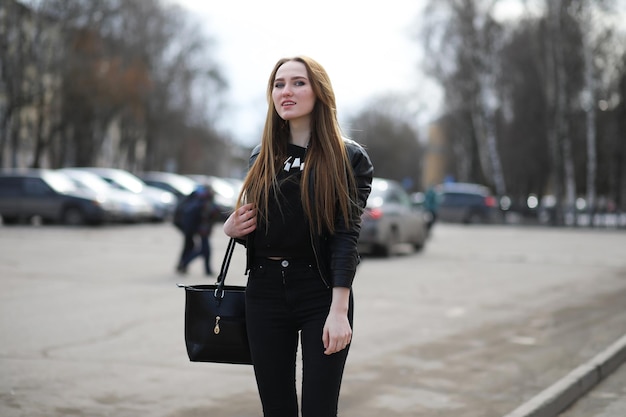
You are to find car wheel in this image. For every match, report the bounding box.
[466,211,484,224]
[413,237,425,251]
[62,207,86,226]
[414,223,428,251]
[377,228,399,257]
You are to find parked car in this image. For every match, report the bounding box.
[137,171,198,202]
[435,182,501,224]
[72,168,177,221]
[358,177,429,257]
[59,169,154,223]
[0,169,116,225]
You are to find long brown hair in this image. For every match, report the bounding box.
[237,56,357,235]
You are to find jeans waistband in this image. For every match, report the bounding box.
[253,257,315,269]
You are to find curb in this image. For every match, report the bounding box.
[503,333,626,417]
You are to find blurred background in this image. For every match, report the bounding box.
[1,0,625,228]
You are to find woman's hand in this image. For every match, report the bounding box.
[322,287,352,355]
[223,203,257,238]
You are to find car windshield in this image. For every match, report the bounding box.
[211,177,236,199]
[66,171,112,193]
[166,175,197,195]
[367,179,389,208]
[43,171,79,193]
[109,171,145,193]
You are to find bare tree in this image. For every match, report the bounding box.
[421,0,507,195]
[0,1,29,167]
[497,19,551,203]
[348,96,424,189]
[416,0,625,220]
[573,1,598,218]
[6,0,227,173]
[569,0,623,222]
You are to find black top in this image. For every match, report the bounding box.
[253,144,315,259]
[244,138,374,287]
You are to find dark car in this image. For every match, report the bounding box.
[358,177,428,257]
[0,169,115,225]
[435,182,501,224]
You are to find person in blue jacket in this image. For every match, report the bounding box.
[176,185,220,275]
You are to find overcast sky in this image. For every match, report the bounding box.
[173,0,448,146]
[174,1,591,147]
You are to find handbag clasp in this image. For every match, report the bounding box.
[214,316,221,334]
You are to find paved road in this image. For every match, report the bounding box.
[1,223,626,417]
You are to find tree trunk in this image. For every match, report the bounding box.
[545,0,568,225]
[32,89,47,168]
[554,4,577,226]
[0,108,12,167]
[466,0,506,196]
[579,1,597,224]
[477,72,506,196]
[10,114,20,168]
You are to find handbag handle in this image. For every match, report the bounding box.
[214,238,236,298]
[176,237,237,300]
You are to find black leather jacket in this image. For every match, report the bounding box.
[240,138,373,288]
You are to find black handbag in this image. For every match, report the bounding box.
[177,238,252,365]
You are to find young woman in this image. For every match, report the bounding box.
[223,56,373,417]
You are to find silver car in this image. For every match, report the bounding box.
[358,178,429,257]
[71,168,176,222]
[59,169,154,222]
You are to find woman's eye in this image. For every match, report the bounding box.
[295,81,305,86]
[274,82,285,88]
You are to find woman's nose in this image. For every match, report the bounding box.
[282,86,293,96]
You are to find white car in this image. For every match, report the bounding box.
[71,168,176,222]
[59,169,154,222]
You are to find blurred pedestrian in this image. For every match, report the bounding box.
[223,56,373,417]
[424,185,439,231]
[176,185,220,275]
[174,189,197,272]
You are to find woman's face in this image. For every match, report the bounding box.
[272,60,316,123]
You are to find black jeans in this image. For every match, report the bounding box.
[178,233,195,267]
[246,258,353,417]
[181,234,212,274]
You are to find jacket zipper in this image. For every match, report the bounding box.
[310,232,330,288]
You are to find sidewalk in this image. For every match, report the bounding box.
[503,333,626,417]
[560,358,626,417]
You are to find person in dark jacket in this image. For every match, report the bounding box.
[174,190,198,274]
[424,185,439,231]
[176,185,220,275]
[223,56,373,417]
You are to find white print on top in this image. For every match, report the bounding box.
[283,156,305,172]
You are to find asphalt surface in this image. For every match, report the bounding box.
[1,222,626,417]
